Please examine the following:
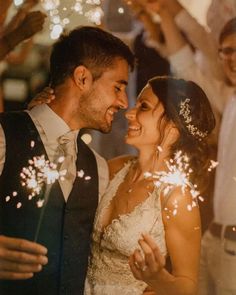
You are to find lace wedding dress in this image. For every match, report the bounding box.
[85,160,167,295]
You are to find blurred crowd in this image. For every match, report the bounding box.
[0,0,48,112]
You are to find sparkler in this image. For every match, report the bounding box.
[148,150,210,232]
[21,155,66,201]
[145,150,199,195]
[20,153,91,241]
[145,150,213,220]
[20,155,66,241]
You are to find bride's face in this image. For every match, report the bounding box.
[125,85,169,148]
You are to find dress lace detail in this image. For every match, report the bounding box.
[84,160,167,295]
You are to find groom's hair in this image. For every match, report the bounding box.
[49,26,135,87]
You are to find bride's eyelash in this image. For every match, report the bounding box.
[140,102,149,110]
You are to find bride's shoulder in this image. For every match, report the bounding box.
[108,155,136,179]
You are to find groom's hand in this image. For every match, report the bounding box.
[28,87,55,109]
[0,235,48,280]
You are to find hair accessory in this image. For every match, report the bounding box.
[179,98,208,140]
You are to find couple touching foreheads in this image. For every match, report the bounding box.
[0,26,215,295]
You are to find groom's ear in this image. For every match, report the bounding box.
[73,65,93,90]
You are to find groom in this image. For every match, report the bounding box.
[0,26,134,295]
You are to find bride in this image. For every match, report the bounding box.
[84,76,215,295]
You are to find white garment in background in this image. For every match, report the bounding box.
[169,45,235,140]
[207,0,236,41]
[85,160,167,295]
[198,231,236,295]
[197,83,236,295]
[174,9,223,81]
[213,94,236,225]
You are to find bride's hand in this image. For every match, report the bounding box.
[129,233,165,284]
[28,87,55,109]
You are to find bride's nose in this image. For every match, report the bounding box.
[125,107,136,120]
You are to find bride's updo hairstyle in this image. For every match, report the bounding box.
[148,76,215,192]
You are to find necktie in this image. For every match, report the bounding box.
[58,131,77,200]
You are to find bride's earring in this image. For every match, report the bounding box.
[157,145,163,153]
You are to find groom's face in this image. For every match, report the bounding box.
[78,57,129,133]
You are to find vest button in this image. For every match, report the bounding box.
[64,234,69,240]
[65,208,70,213]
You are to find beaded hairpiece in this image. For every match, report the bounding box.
[179,98,208,141]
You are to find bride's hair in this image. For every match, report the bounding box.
[148,76,215,192]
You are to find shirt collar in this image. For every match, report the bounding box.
[28,104,79,142]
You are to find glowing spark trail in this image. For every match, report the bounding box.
[149,151,198,195]
[148,150,217,224]
[20,155,67,241]
[21,155,66,201]
[146,150,201,221]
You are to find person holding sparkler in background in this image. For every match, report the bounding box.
[84,76,215,295]
[0,26,134,295]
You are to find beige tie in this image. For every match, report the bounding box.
[58,131,77,201]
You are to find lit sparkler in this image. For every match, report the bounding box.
[20,154,91,240]
[21,155,66,201]
[145,150,204,219]
[148,150,217,220]
[145,150,198,194]
[20,155,66,241]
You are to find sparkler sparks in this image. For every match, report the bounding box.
[148,150,211,230]
[151,150,197,194]
[208,160,218,172]
[40,0,104,39]
[20,155,66,202]
[19,154,91,208]
[14,0,104,40]
[146,150,217,217]
[20,154,66,241]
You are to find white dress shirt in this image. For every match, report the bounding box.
[0,104,109,201]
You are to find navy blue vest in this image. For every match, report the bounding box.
[0,111,99,295]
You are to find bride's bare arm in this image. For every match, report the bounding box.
[130,187,201,295]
